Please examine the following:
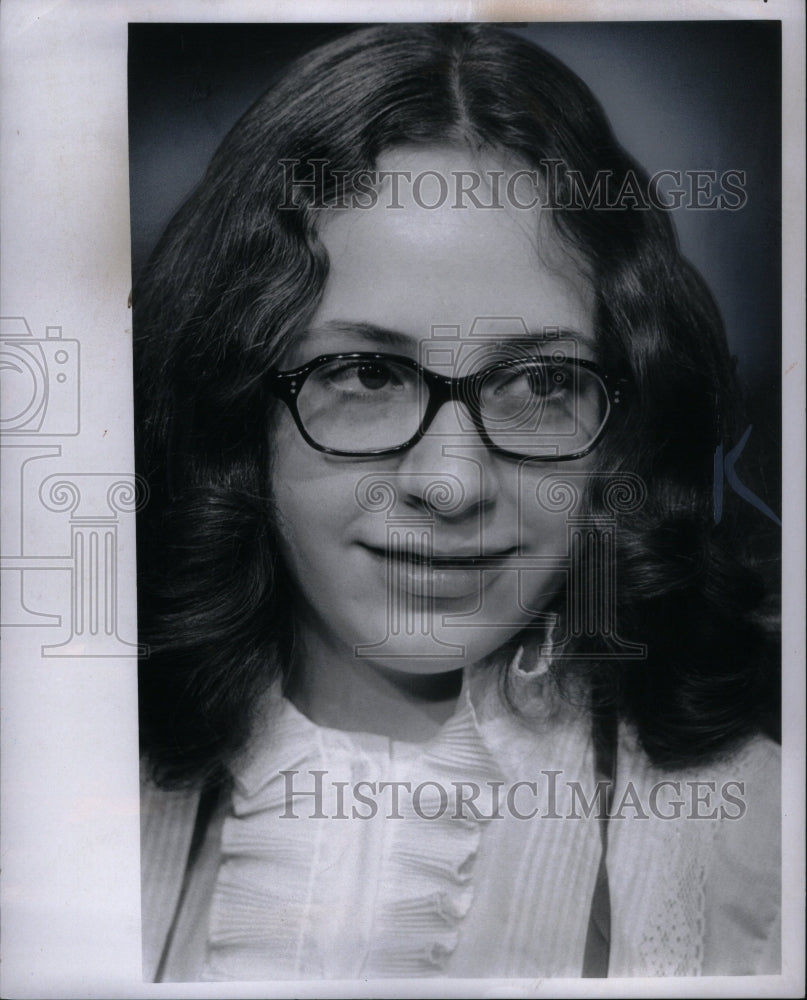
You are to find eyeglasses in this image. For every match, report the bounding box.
[266,352,624,460]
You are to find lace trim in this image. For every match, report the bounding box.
[608,735,747,977]
[635,823,717,976]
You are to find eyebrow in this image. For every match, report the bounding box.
[302,321,414,351]
[302,320,596,352]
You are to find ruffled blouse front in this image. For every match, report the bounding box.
[203,686,499,979]
[199,670,607,980]
[146,663,781,981]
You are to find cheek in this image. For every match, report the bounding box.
[516,491,570,549]
[504,463,591,554]
[273,468,353,555]
[271,411,341,527]
[514,462,604,608]
[270,432,366,580]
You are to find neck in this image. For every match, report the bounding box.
[286,623,463,742]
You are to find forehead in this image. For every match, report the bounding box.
[308,145,595,352]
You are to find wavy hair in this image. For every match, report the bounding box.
[134,24,779,789]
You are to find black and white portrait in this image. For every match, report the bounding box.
[3,8,800,997]
[128,21,785,985]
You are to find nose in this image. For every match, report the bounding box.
[394,397,499,521]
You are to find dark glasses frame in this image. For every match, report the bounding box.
[266,352,627,460]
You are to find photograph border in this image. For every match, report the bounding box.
[1,2,804,998]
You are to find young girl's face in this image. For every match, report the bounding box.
[271,147,598,675]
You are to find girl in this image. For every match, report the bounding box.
[134,24,780,982]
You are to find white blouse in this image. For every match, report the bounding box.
[141,663,781,981]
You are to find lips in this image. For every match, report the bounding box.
[430,551,517,569]
[359,544,517,600]
[361,545,517,564]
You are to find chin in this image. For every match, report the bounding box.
[348,617,520,674]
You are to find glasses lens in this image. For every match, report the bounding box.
[297,356,424,453]
[479,362,610,457]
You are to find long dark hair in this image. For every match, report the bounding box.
[134,24,779,789]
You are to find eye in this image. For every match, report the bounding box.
[488,364,565,399]
[504,369,540,396]
[312,357,416,399]
[355,362,396,391]
[328,360,403,391]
